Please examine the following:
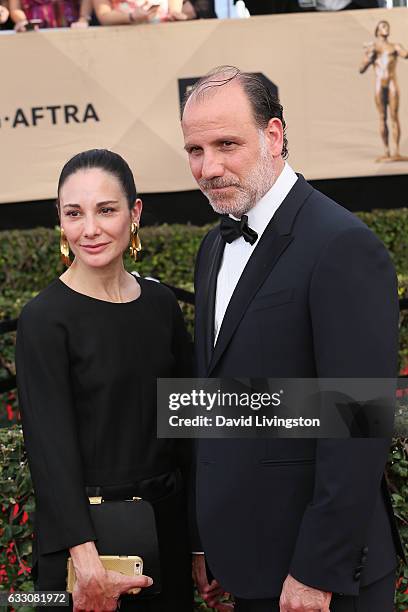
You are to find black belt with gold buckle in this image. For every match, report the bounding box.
[85,468,182,503]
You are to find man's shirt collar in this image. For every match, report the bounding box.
[229,162,298,242]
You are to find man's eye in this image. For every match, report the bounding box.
[222,141,235,148]
[189,147,201,155]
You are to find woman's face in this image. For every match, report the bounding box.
[59,168,141,269]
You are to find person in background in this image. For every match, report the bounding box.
[93,0,190,26]
[315,0,377,12]
[243,0,300,14]
[244,0,377,12]
[0,1,10,25]
[10,0,92,31]
[182,0,216,18]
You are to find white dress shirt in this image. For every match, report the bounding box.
[214,163,298,345]
[315,0,350,10]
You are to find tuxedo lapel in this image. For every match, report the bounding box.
[207,230,292,375]
[207,175,313,376]
[202,233,225,370]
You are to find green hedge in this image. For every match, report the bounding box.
[0,209,407,608]
[0,208,406,297]
[1,209,407,384]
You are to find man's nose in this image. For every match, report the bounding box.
[201,152,224,180]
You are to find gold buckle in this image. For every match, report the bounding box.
[88,495,141,504]
[89,496,103,504]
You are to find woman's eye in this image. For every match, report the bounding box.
[66,210,80,217]
[100,207,114,214]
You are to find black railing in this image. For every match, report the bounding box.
[0,318,17,393]
[0,318,17,334]
[0,285,406,394]
[161,282,194,306]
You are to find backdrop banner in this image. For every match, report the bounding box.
[1,8,408,203]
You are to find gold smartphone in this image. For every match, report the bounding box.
[67,555,143,594]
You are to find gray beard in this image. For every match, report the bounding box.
[201,147,276,219]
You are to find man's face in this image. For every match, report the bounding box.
[182,82,282,218]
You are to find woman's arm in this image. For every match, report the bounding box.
[169,292,193,377]
[168,0,182,10]
[16,304,97,555]
[9,0,27,30]
[70,0,92,27]
[93,0,159,26]
[93,0,132,25]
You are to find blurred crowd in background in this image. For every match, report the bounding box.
[0,0,396,32]
[0,0,215,31]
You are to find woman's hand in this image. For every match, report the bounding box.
[167,10,187,20]
[129,2,160,24]
[70,541,153,612]
[70,17,90,28]
[192,554,233,611]
[14,19,28,31]
[73,567,153,612]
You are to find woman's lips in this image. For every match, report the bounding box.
[80,242,110,254]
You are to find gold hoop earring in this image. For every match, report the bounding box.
[60,227,71,267]
[129,222,142,262]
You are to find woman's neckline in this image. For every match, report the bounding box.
[57,274,144,305]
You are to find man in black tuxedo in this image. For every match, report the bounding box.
[181,66,403,611]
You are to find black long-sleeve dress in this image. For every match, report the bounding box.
[16,275,193,610]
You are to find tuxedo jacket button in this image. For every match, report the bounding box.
[362,546,368,554]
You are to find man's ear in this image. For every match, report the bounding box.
[265,117,284,158]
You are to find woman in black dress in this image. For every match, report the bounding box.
[15,149,193,611]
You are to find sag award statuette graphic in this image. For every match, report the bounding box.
[359,20,408,163]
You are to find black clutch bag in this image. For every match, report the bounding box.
[87,496,161,597]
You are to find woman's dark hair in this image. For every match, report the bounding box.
[57,149,137,209]
[181,65,289,159]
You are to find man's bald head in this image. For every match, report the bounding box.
[181,65,288,159]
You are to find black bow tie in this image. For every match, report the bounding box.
[219,215,258,245]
